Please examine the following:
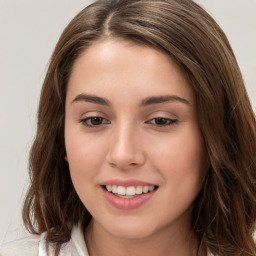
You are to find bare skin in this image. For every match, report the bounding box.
[85,217,201,256]
[65,39,208,256]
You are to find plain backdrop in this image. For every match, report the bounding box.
[0,0,255,246]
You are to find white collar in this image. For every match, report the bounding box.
[38,225,89,256]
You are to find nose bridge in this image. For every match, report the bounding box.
[106,120,144,168]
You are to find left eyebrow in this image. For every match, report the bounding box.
[140,95,190,106]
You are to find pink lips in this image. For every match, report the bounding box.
[101,179,155,187]
[101,179,158,210]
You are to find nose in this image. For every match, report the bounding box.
[106,123,145,170]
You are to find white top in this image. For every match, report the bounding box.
[0,225,88,256]
[0,225,214,256]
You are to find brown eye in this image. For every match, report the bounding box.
[90,117,104,125]
[147,117,177,127]
[80,116,109,127]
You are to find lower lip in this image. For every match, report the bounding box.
[101,187,157,210]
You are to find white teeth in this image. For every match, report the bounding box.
[112,185,117,193]
[143,186,149,193]
[135,186,143,195]
[106,185,112,192]
[117,186,126,195]
[126,186,136,196]
[149,186,154,192]
[105,185,156,196]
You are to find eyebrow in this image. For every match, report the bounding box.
[71,93,111,106]
[71,93,190,107]
[140,95,190,106]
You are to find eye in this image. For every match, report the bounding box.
[80,116,110,127]
[147,117,177,127]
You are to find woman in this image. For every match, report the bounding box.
[1,0,256,255]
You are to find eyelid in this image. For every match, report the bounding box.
[145,117,177,126]
[79,111,110,128]
[79,110,108,119]
[144,111,178,128]
[145,111,177,120]
[80,116,110,128]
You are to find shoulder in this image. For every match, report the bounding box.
[0,225,88,256]
[0,234,40,256]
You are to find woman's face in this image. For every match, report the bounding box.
[65,39,207,239]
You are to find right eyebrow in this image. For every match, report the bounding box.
[71,93,111,106]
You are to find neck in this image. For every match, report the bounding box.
[85,219,203,256]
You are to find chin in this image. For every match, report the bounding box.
[102,219,159,240]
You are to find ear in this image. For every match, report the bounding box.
[65,156,69,162]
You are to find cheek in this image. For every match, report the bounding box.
[153,129,207,219]
[65,131,107,187]
[149,126,207,188]
[66,129,105,165]
[65,134,107,210]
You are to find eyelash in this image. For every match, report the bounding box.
[80,116,177,128]
[146,117,177,127]
[80,116,110,128]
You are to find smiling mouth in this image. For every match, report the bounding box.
[103,185,159,198]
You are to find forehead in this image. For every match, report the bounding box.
[70,39,179,76]
[66,39,194,105]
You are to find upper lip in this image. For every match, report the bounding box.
[101,179,157,187]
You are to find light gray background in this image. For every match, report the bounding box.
[0,0,255,246]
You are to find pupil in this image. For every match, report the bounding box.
[91,117,102,125]
[156,118,167,125]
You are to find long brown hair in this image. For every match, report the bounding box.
[23,0,256,255]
